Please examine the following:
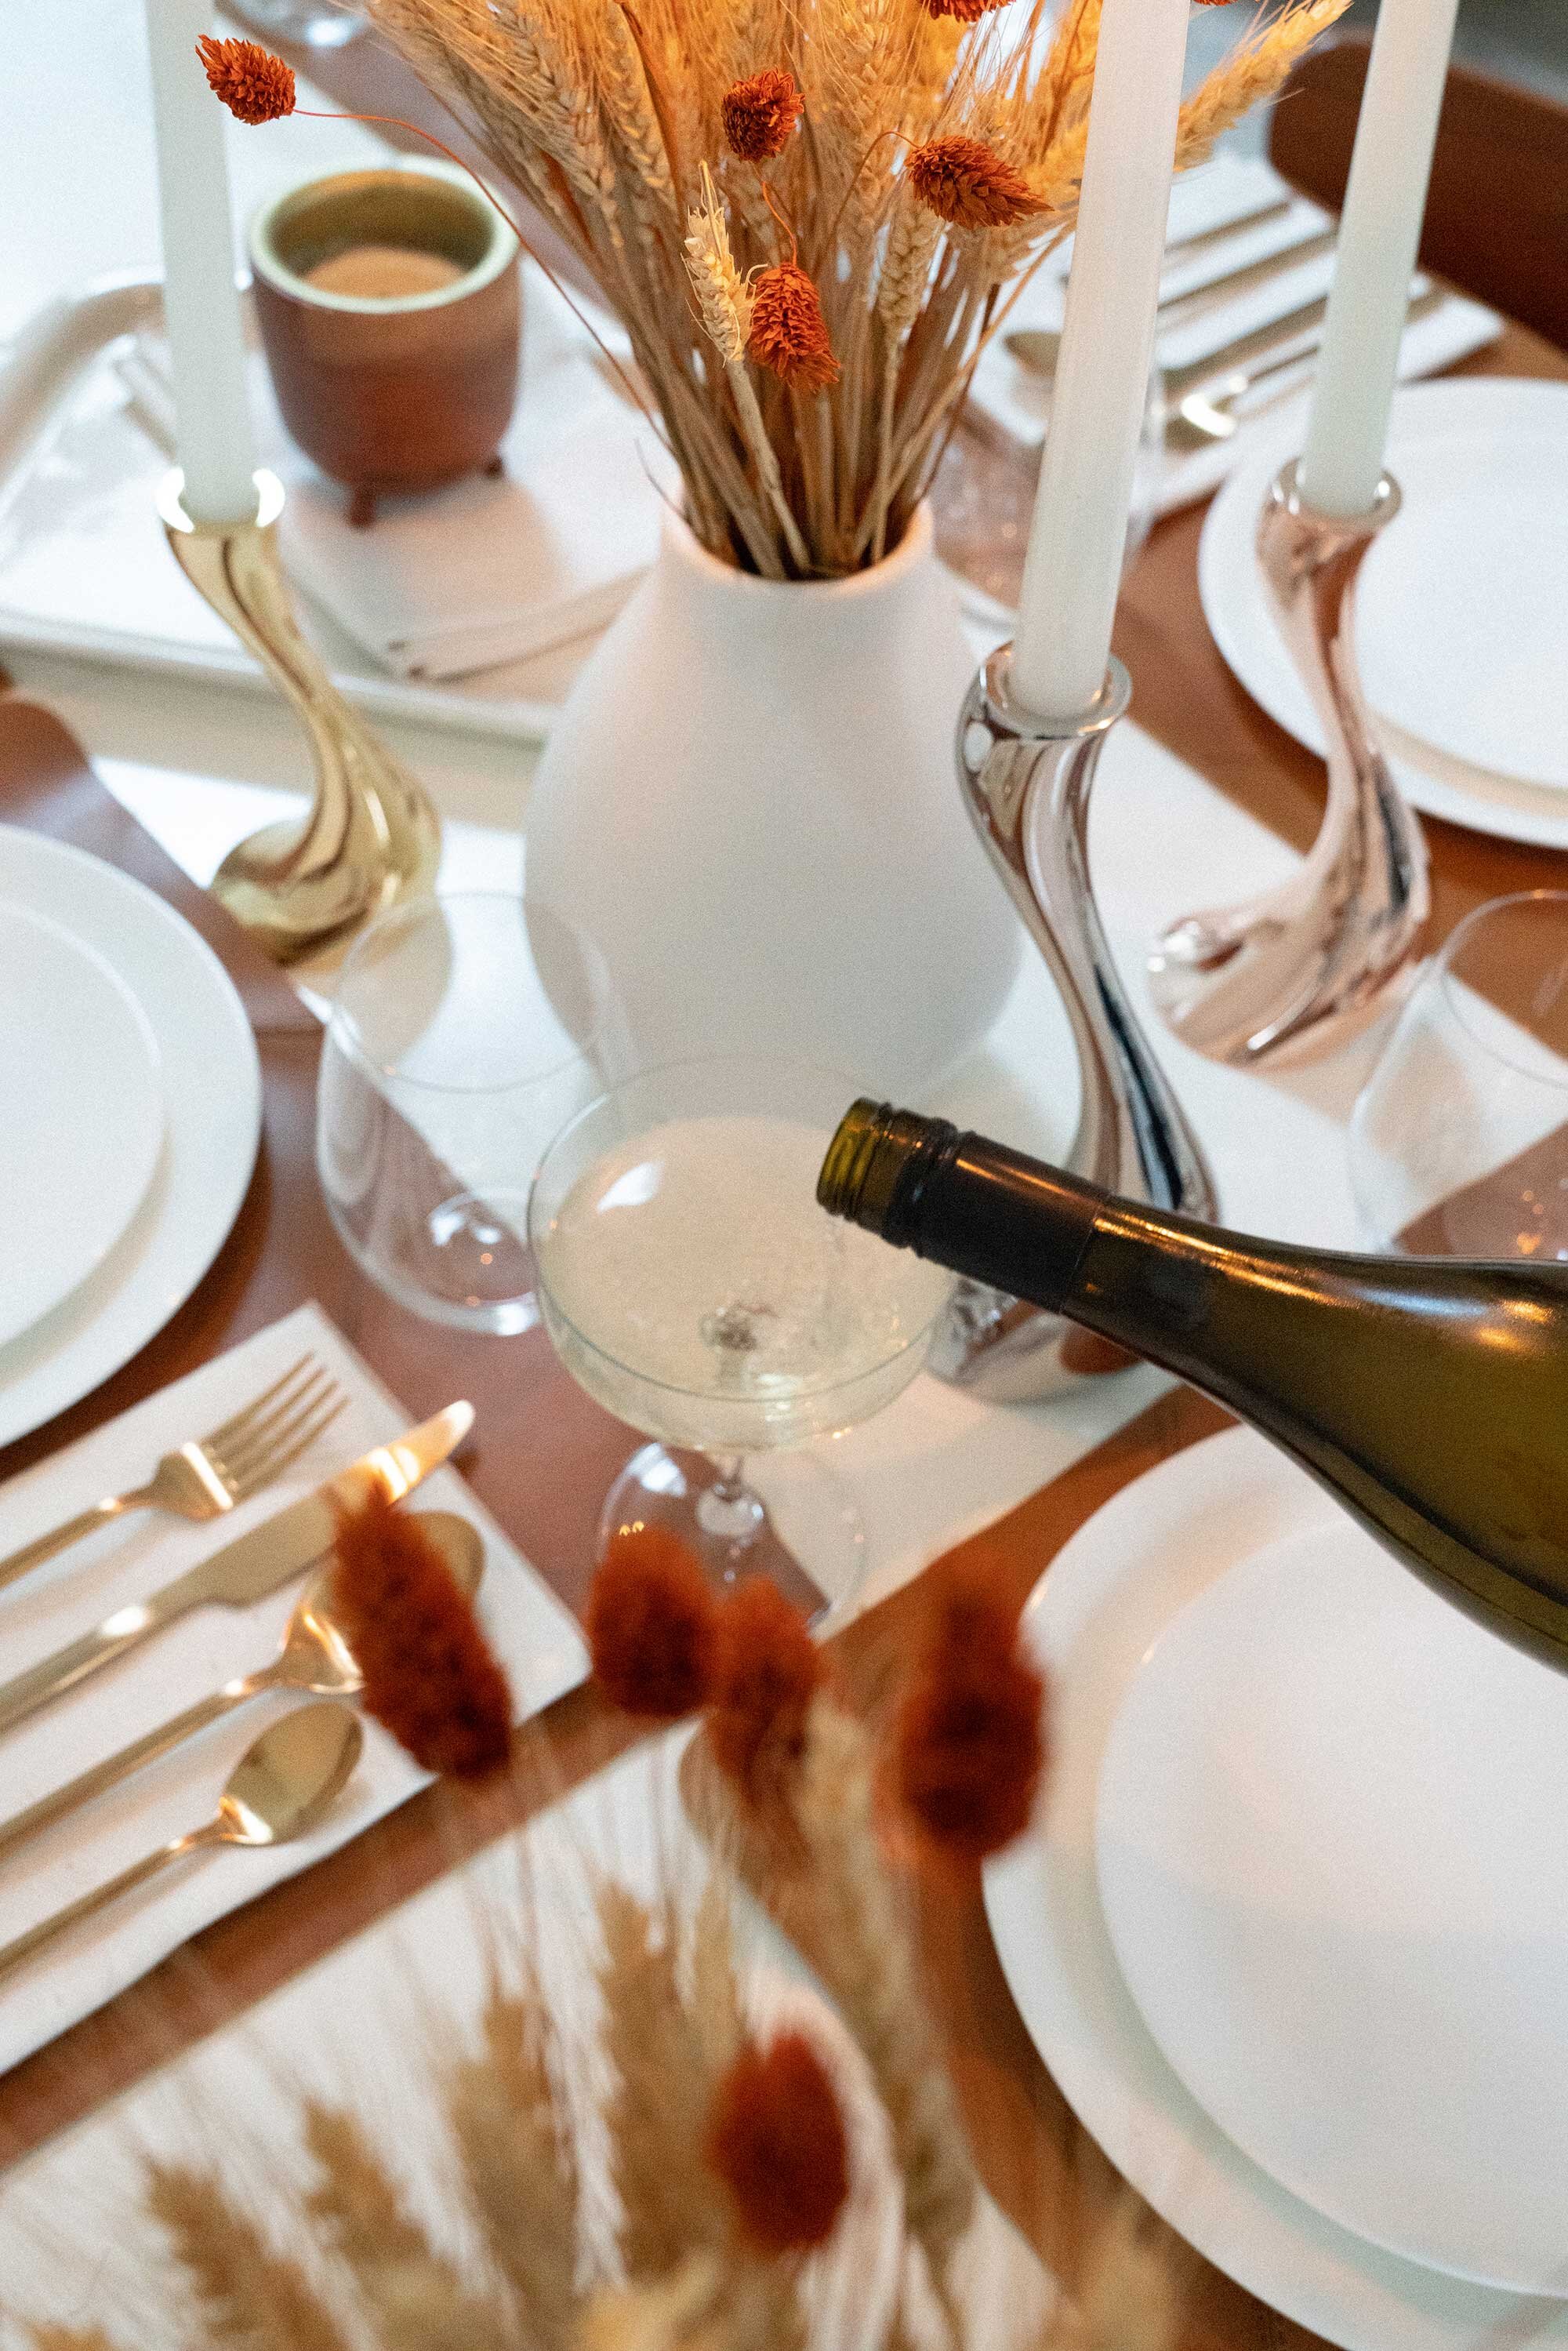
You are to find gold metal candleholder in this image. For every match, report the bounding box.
[1147,460,1429,1066]
[160,468,440,963]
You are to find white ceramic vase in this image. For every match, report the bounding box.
[524,504,1021,1089]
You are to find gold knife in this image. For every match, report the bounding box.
[0,1402,474,1740]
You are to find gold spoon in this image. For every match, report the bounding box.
[0,1702,362,1982]
[0,1512,483,1866]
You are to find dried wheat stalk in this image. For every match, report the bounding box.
[362,0,1349,576]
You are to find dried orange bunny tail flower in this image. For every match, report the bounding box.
[333,1490,512,1779]
[906,136,1046,230]
[892,1562,1046,1862]
[706,2029,851,2253]
[707,1576,826,1803]
[721,68,804,163]
[586,1525,718,1717]
[195,35,296,124]
[748,263,840,393]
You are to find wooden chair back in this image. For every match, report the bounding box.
[1269,31,1568,352]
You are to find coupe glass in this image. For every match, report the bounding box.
[1350,892,1568,1258]
[226,0,366,47]
[528,1057,953,1621]
[318,892,622,1330]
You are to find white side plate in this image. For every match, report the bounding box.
[1200,380,1568,851]
[983,1424,1568,2351]
[0,898,164,1348]
[0,827,260,1449]
[1097,1524,1568,2295]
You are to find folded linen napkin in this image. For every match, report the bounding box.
[0,1301,586,2076]
[127,260,675,682]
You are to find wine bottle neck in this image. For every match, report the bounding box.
[818,1099,1107,1308]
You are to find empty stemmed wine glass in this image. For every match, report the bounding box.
[1351,892,1568,1258]
[528,1057,953,1623]
[226,0,366,48]
[318,892,623,1330]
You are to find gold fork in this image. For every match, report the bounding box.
[0,1354,346,1593]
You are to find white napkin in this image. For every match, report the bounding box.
[0,1302,586,2076]
[965,154,1504,520]
[268,260,674,680]
[123,260,676,684]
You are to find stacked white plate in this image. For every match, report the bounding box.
[0,827,261,1448]
[985,1424,1568,2350]
[1200,377,1568,851]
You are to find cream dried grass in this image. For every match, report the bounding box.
[446,1981,580,2349]
[142,2158,350,2351]
[792,1695,978,2338]
[302,2102,515,2351]
[596,1881,731,2280]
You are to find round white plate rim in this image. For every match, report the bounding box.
[1199,379,1568,852]
[981,1423,1568,2351]
[1350,424,1568,791]
[1093,1525,1568,2298]
[0,896,165,1350]
[0,828,262,1449]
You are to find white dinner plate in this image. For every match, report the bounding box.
[0,899,164,1348]
[982,1425,1568,2351]
[0,828,261,1450]
[1095,1527,1568,2296]
[1200,380,1568,851]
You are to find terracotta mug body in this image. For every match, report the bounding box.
[249,163,520,525]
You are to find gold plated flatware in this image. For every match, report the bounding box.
[1166,286,1448,449]
[1007,285,1446,445]
[0,1402,474,1740]
[0,1354,347,1593]
[0,1513,484,1864]
[0,1704,362,1984]
[1155,225,1336,325]
[1162,194,1291,260]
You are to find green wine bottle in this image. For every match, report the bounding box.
[818,1100,1568,1666]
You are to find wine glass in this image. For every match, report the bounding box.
[318,892,622,1330]
[528,1057,953,1622]
[226,0,367,48]
[1350,891,1568,1258]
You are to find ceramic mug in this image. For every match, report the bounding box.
[249,162,520,526]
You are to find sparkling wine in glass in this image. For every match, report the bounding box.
[528,1059,953,1620]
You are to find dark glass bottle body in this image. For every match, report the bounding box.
[819,1102,1568,1667]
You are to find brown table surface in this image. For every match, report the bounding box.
[0,251,1564,2342]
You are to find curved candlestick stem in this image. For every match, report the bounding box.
[930,649,1218,1401]
[160,469,440,964]
[1148,461,1429,1066]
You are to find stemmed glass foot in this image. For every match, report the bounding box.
[601,1444,865,1629]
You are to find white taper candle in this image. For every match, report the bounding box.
[1298,0,1461,518]
[1010,0,1189,722]
[143,0,260,524]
